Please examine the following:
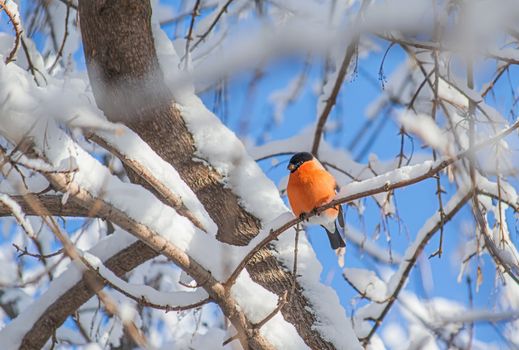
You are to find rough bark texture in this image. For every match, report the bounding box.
[15,1,336,349]
[0,195,90,217]
[80,0,259,245]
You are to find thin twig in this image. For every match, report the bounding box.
[190,0,234,52]
[0,0,22,64]
[227,118,519,286]
[56,0,77,10]
[160,3,217,26]
[90,280,150,349]
[84,254,211,312]
[21,36,47,85]
[429,10,446,259]
[182,0,202,69]
[311,0,372,155]
[12,243,63,260]
[472,197,519,284]
[377,33,519,65]
[467,276,474,350]
[48,0,71,73]
[252,291,288,330]
[361,191,472,344]
[481,63,510,98]
[311,41,357,155]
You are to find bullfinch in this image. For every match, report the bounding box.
[286,152,346,250]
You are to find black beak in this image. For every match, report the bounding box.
[287,163,296,171]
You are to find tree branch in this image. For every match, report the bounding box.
[361,190,472,344]
[0,194,91,217]
[36,164,275,350]
[0,0,22,64]
[229,117,519,283]
[311,41,357,155]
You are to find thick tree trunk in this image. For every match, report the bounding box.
[18,1,337,349]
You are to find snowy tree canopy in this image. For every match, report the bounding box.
[0,0,518,349]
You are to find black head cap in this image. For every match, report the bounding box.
[287,152,313,172]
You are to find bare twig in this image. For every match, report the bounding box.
[312,41,357,155]
[377,34,519,66]
[481,63,510,98]
[94,288,150,349]
[48,0,71,73]
[467,276,474,350]
[160,3,217,26]
[361,190,472,344]
[12,243,63,260]
[20,37,47,85]
[56,0,77,10]
[228,117,519,286]
[312,0,373,156]
[252,291,288,330]
[429,12,446,259]
[0,0,22,64]
[190,0,234,52]
[182,0,202,68]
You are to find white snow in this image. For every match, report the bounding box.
[152,18,363,349]
[343,268,388,302]
[83,251,209,308]
[398,111,451,155]
[1,1,517,349]
[0,194,35,238]
[95,127,217,234]
[345,225,401,264]
[0,229,137,349]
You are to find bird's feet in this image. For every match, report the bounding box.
[311,207,320,216]
[299,212,309,221]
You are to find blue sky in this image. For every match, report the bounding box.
[197,39,517,346]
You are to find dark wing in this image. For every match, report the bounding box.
[338,203,345,229]
[334,183,345,229]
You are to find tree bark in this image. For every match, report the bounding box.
[0,195,90,217]
[16,1,337,348]
[20,241,155,350]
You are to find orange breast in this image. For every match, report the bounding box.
[287,160,338,217]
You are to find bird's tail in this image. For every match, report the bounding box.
[321,223,346,250]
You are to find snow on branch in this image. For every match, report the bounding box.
[5,117,310,348]
[155,18,363,345]
[0,227,138,349]
[82,251,210,311]
[356,189,472,344]
[230,116,519,286]
[343,268,388,302]
[344,225,402,265]
[472,197,519,284]
[0,193,35,238]
[87,128,216,233]
[397,292,514,349]
[17,149,276,349]
[0,0,22,64]
[2,1,518,348]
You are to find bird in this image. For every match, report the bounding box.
[286,152,346,250]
